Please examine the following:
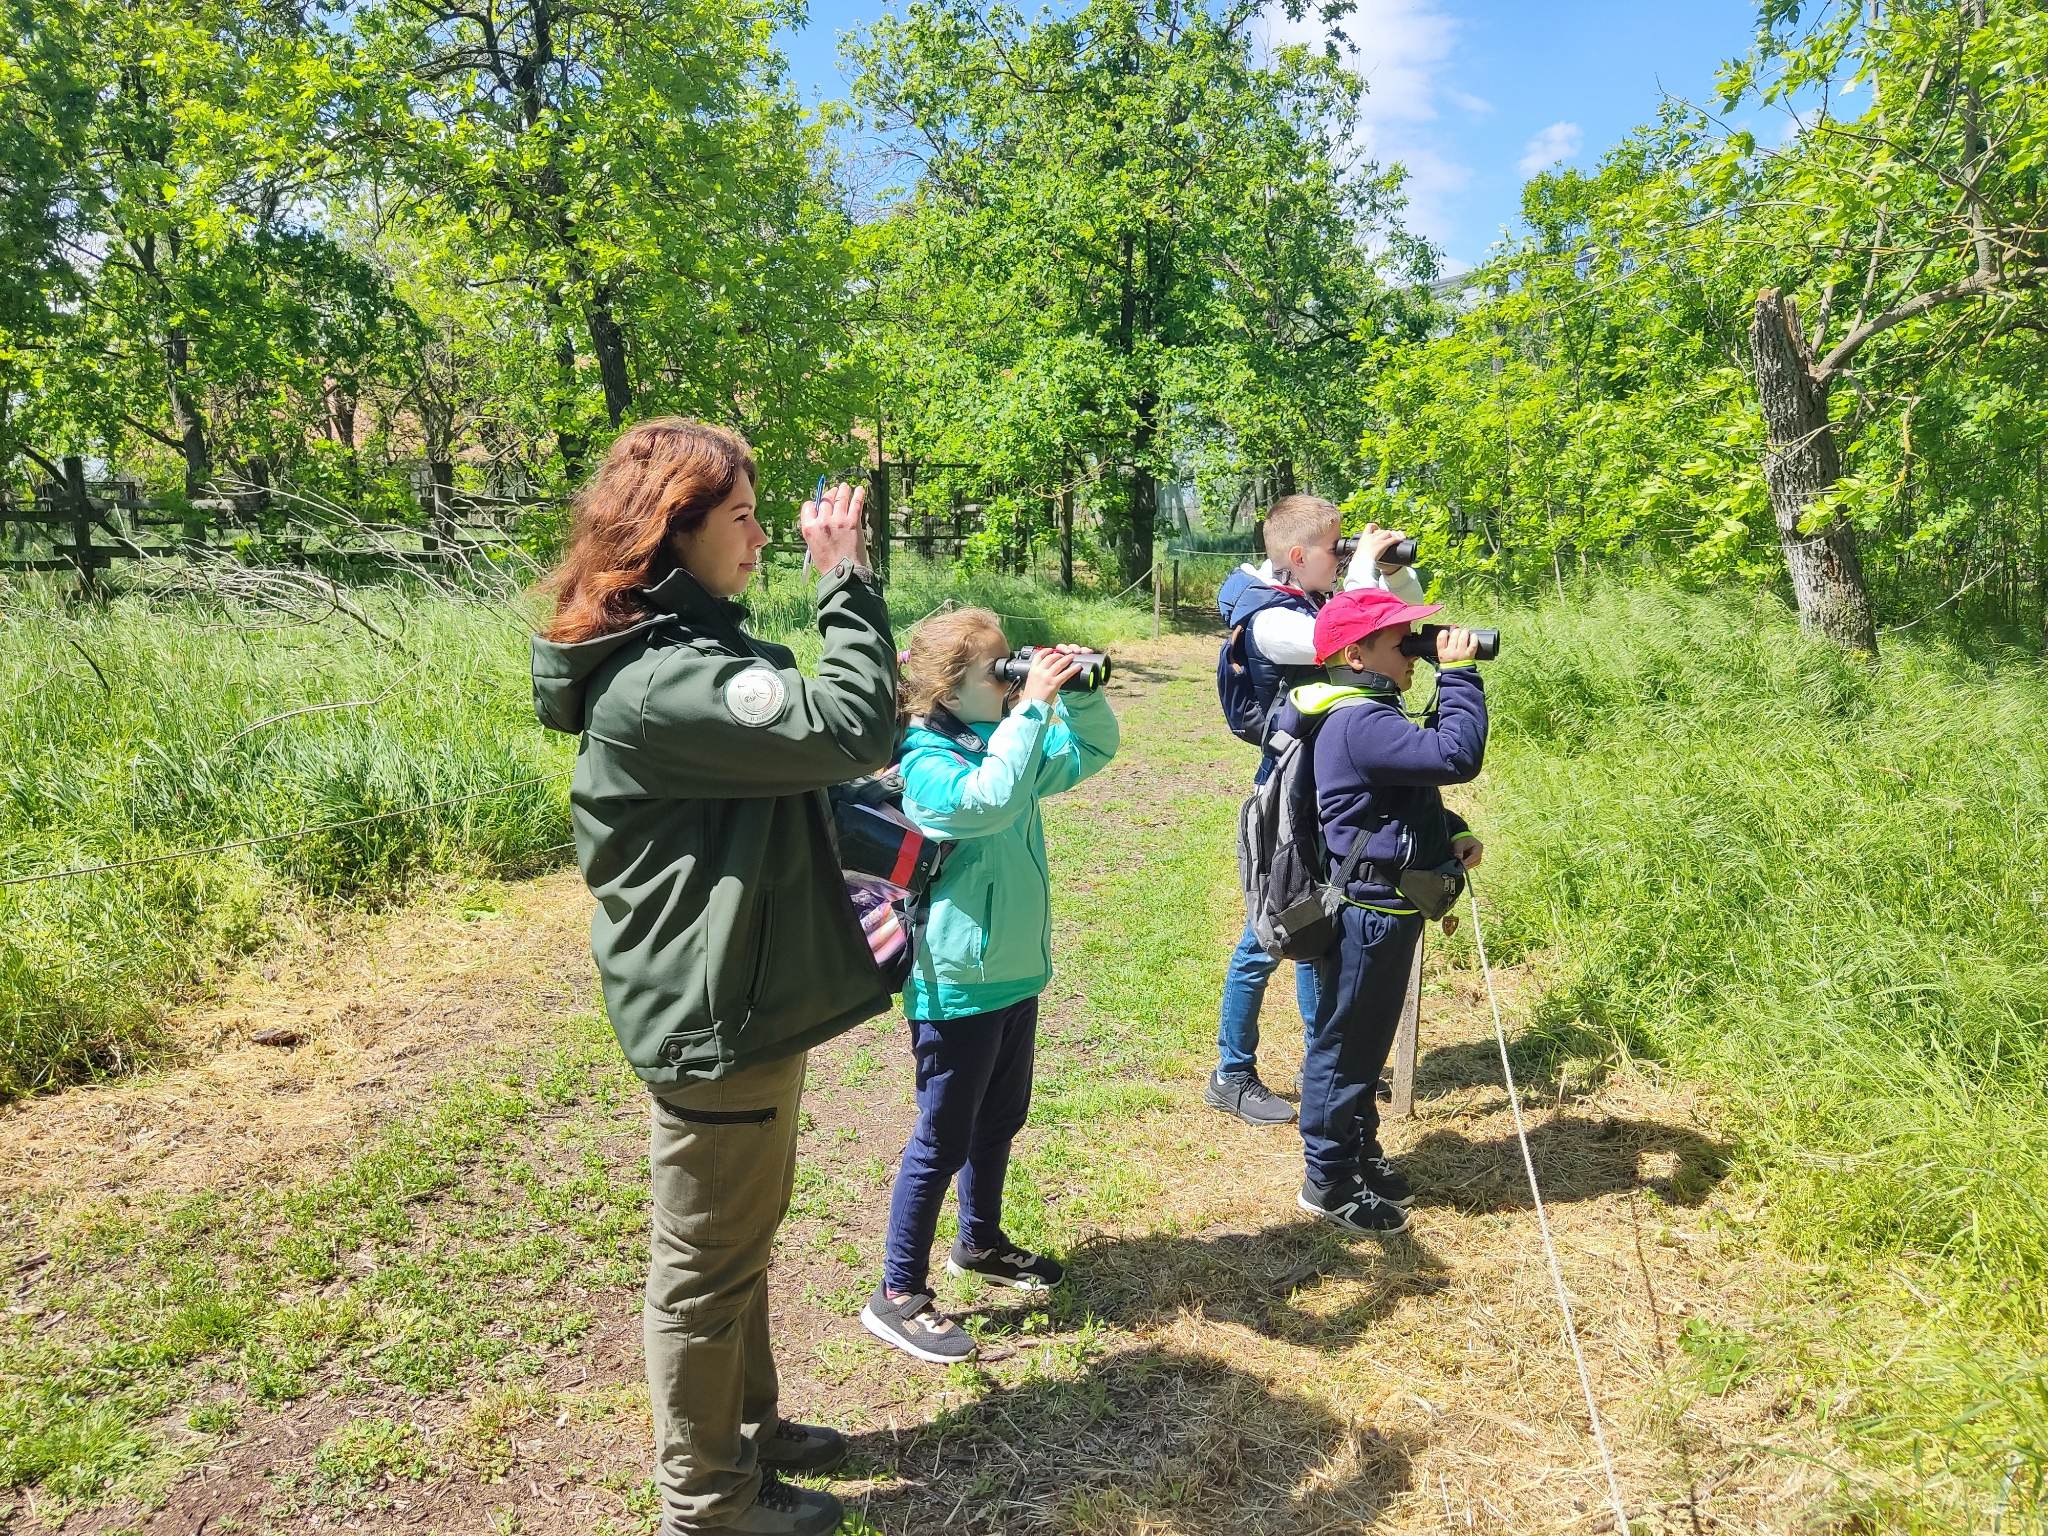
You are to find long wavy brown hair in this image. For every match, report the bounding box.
[540,418,758,644]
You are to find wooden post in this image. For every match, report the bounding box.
[1152,558,1161,638]
[870,461,891,585]
[1171,559,1180,616]
[1386,931,1423,1121]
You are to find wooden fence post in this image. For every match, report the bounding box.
[870,461,891,585]
[1152,558,1161,639]
[1386,931,1423,1121]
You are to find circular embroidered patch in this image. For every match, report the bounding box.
[724,665,788,727]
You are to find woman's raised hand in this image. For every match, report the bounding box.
[800,481,868,573]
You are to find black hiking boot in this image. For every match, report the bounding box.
[757,1418,848,1474]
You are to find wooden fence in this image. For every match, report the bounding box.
[1,456,538,594]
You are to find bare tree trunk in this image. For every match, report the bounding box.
[165,332,211,502]
[1059,483,1074,592]
[1751,289,1878,653]
[586,289,632,428]
[1125,392,1159,588]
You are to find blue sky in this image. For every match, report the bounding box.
[776,0,1772,272]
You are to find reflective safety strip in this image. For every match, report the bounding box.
[1343,895,1421,916]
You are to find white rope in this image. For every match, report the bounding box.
[1465,874,1632,1534]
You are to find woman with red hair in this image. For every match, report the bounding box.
[532,419,896,1536]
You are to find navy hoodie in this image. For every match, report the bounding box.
[1274,666,1487,910]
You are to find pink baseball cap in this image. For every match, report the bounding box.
[1312,587,1442,664]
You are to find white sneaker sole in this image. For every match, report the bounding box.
[859,1303,978,1366]
[944,1256,1057,1291]
[1296,1190,1411,1236]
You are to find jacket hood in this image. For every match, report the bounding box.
[529,567,746,735]
[1218,560,1309,626]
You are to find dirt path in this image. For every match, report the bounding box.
[1,636,1844,1535]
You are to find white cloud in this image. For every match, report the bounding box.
[1516,120,1582,176]
[1255,0,1480,256]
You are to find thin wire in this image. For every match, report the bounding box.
[0,772,571,890]
[1465,873,1633,1534]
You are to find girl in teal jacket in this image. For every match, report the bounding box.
[859,608,1120,1365]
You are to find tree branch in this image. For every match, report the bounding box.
[1813,268,2000,383]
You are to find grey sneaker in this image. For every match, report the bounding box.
[757,1417,847,1474]
[1205,1069,1296,1125]
[859,1287,978,1364]
[703,1471,844,1535]
[1297,1174,1411,1235]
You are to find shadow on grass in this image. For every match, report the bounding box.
[1034,1221,1456,1350]
[1404,1113,1729,1213]
[843,1342,1419,1535]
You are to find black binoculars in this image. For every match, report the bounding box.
[1335,535,1418,567]
[991,647,1114,692]
[1399,624,1500,661]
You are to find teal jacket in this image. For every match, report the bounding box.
[899,691,1120,1020]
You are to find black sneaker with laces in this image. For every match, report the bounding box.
[1362,1154,1414,1208]
[1296,1174,1411,1235]
[859,1287,978,1364]
[946,1237,1064,1291]
[757,1417,847,1474]
[1204,1068,1297,1125]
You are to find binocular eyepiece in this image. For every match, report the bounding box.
[1398,624,1500,662]
[1334,535,1418,567]
[991,646,1113,693]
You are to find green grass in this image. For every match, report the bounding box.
[1463,580,2048,1525]
[0,559,1153,1101]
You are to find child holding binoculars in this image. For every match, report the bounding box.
[860,608,1120,1364]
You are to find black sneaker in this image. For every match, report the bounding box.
[946,1238,1064,1291]
[719,1470,844,1535]
[1205,1069,1296,1126]
[1362,1154,1414,1208]
[1297,1175,1411,1235]
[757,1417,848,1474]
[859,1288,978,1364]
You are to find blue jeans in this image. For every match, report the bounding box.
[881,997,1038,1296]
[1215,917,1319,1078]
[1300,905,1423,1187]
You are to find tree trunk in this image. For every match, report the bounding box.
[165,330,211,500]
[586,289,632,428]
[1059,484,1074,592]
[551,319,586,482]
[1125,391,1159,588]
[1750,289,1878,653]
[1273,459,1297,498]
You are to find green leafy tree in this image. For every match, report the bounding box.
[849,0,1435,585]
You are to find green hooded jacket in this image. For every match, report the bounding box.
[529,560,899,1086]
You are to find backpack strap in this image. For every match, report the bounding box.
[1328,830,1373,891]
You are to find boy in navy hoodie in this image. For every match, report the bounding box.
[1283,586,1487,1234]
[1208,497,1425,1127]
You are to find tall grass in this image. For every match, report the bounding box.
[1467,581,2048,1519]
[0,560,1153,1101]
